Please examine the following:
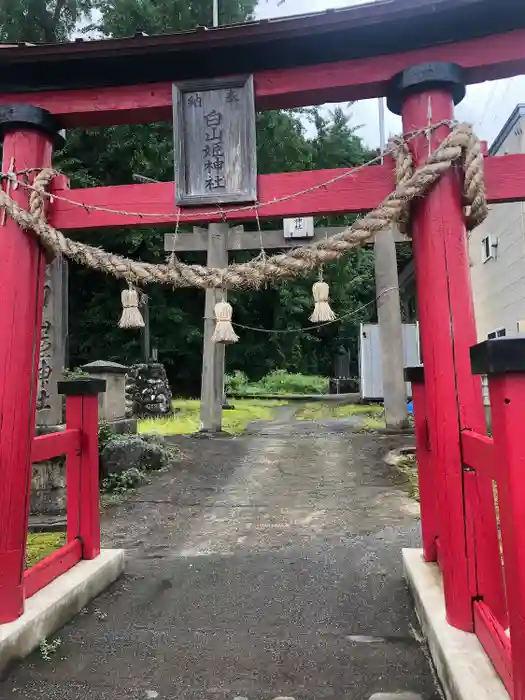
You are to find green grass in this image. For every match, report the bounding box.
[138,398,286,435]
[225,370,329,396]
[26,532,66,569]
[295,402,385,429]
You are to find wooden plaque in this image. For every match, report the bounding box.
[172,75,257,206]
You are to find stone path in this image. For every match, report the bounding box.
[2,414,440,700]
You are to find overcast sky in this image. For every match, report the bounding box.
[255,0,525,149]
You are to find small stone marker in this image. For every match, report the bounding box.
[172,75,257,206]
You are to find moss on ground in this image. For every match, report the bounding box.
[295,402,385,429]
[26,532,66,569]
[138,398,286,435]
[395,454,420,501]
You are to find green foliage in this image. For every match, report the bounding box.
[224,370,249,393]
[101,467,149,494]
[62,367,90,380]
[225,370,329,395]
[0,0,92,43]
[91,0,256,37]
[97,421,116,453]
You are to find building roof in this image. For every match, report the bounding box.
[490,104,525,155]
[0,0,524,94]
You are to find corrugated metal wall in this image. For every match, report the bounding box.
[359,323,420,400]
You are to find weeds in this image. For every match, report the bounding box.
[39,637,62,661]
[225,370,329,396]
[101,467,149,495]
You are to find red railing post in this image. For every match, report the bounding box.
[471,337,525,700]
[0,107,64,624]
[404,366,438,562]
[58,378,106,560]
[388,63,497,631]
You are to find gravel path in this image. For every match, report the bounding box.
[2,415,439,700]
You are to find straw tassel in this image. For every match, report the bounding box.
[212,300,239,344]
[309,280,336,323]
[118,287,145,329]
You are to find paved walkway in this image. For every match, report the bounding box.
[3,417,440,700]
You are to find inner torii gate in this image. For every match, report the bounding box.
[1,0,525,696]
[164,223,409,432]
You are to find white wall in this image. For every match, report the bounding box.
[469,120,525,340]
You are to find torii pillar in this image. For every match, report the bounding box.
[0,106,64,622]
[387,63,488,631]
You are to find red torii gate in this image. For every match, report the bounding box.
[0,0,525,695]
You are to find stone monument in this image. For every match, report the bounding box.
[36,255,68,426]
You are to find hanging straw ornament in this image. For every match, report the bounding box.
[212,299,239,344]
[309,269,336,323]
[118,285,145,329]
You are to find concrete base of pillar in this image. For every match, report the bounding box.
[402,548,509,700]
[0,549,125,676]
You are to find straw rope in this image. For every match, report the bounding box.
[2,122,487,290]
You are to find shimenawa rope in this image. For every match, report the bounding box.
[5,122,487,340]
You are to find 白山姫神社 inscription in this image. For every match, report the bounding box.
[172,75,257,206]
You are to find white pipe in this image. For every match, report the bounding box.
[378,96,386,162]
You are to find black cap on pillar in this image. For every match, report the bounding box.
[0,105,65,149]
[387,62,467,116]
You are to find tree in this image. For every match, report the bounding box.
[311,106,377,169]
[91,0,256,36]
[0,0,92,43]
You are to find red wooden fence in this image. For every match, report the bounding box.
[1,377,105,621]
[408,336,525,700]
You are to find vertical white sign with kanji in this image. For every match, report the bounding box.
[283,217,315,239]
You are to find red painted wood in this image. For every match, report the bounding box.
[488,374,525,700]
[50,165,393,230]
[401,90,475,631]
[444,157,505,632]
[463,471,480,601]
[0,128,54,624]
[461,431,497,480]
[65,397,82,544]
[65,394,101,558]
[410,379,438,562]
[464,471,508,629]
[24,539,82,600]
[474,601,513,697]
[31,428,81,464]
[48,153,525,231]
[462,430,507,628]
[5,28,525,127]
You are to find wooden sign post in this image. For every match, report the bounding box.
[199,223,228,433]
[172,76,257,206]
